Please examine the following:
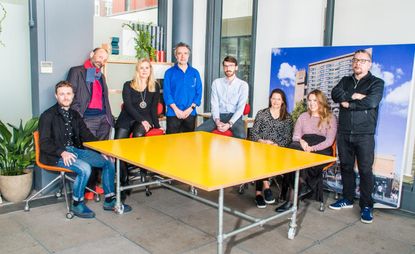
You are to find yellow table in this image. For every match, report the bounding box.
[85,132,335,253]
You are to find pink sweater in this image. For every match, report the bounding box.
[293,112,337,151]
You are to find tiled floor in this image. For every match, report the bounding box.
[0,184,414,254]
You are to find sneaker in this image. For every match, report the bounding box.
[255,195,267,208]
[329,198,354,210]
[103,198,132,213]
[84,191,94,200]
[264,189,275,204]
[71,202,95,219]
[275,201,293,213]
[361,207,373,224]
[95,186,104,195]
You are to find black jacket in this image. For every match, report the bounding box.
[331,71,384,135]
[38,103,97,165]
[66,65,114,126]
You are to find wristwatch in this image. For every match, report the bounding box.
[228,121,233,128]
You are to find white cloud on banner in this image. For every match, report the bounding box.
[371,62,395,86]
[385,81,411,106]
[277,62,297,87]
[272,48,282,56]
[396,68,404,79]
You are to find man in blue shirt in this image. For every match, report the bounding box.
[196,56,249,139]
[163,42,202,134]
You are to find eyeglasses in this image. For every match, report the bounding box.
[352,58,371,64]
[223,64,236,68]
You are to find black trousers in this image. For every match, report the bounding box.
[281,135,332,202]
[114,122,147,200]
[166,116,196,134]
[337,133,375,208]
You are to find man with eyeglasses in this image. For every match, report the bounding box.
[330,49,385,224]
[195,56,249,139]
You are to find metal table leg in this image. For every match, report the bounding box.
[217,188,224,254]
[115,158,123,214]
[288,170,299,239]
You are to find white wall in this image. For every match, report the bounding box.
[333,0,415,45]
[253,0,326,116]
[0,0,32,125]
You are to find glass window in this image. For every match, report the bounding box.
[220,0,253,82]
[95,0,158,24]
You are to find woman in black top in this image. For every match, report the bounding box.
[250,88,293,208]
[114,58,161,200]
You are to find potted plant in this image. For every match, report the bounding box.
[123,22,156,61]
[0,118,39,202]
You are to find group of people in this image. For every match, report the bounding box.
[250,49,384,224]
[38,44,384,224]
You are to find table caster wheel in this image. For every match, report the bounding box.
[288,227,296,240]
[66,212,74,219]
[95,195,101,202]
[55,192,62,198]
[24,204,30,212]
[146,190,152,196]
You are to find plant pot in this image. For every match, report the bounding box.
[0,169,33,203]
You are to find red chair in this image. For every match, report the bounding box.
[121,102,165,137]
[212,104,251,136]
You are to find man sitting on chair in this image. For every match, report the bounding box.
[38,81,131,219]
[196,56,249,139]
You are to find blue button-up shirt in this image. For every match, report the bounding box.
[211,76,249,124]
[163,64,202,117]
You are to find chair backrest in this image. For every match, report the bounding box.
[243,103,251,115]
[33,131,72,173]
[322,141,337,171]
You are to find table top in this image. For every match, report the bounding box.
[84,132,336,191]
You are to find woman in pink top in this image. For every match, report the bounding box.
[277,89,337,212]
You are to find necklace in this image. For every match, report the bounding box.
[139,88,147,109]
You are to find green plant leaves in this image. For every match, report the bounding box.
[0,118,39,175]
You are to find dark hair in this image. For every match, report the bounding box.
[222,56,238,66]
[268,88,289,120]
[174,42,191,54]
[55,81,73,94]
[354,49,372,61]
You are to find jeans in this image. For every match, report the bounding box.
[195,114,246,139]
[57,146,115,201]
[337,133,375,208]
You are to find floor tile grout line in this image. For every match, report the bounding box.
[93,216,153,254]
[11,215,53,254]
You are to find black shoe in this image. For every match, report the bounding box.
[275,201,293,212]
[255,195,267,208]
[264,189,275,204]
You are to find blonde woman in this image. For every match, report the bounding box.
[278,89,337,212]
[114,59,161,200]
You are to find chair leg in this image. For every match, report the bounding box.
[61,172,74,219]
[24,174,63,211]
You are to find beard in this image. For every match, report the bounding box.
[225,70,234,77]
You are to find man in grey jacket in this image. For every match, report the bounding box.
[67,48,114,199]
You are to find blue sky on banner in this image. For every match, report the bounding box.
[269,44,415,176]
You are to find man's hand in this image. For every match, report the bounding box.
[218,123,231,132]
[174,108,185,119]
[182,107,193,119]
[352,93,366,100]
[341,102,350,108]
[102,154,115,162]
[61,151,77,166]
